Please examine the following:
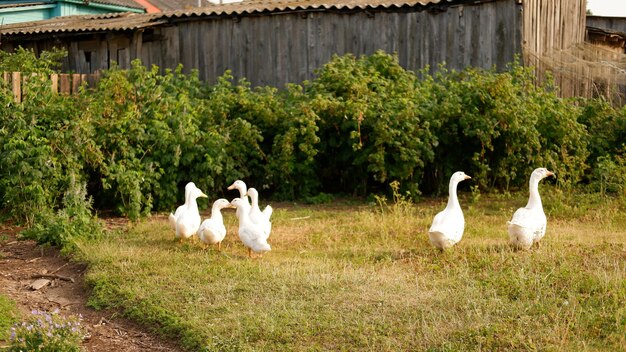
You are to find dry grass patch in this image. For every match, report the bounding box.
[76,192,626,351]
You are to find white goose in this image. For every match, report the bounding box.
[169,182,208,242]
[198,198,233,251]
[169,183,193,230]
[230,197,271,258]
[428,171,472,250]
[247,187,272,239]
[227,180,251,219]
[508,167,555,250]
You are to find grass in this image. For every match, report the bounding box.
[75,188,626,351]
[0,294,18,343]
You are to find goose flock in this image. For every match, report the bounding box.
[169,179,272,258]
[429,167,555,250]
[169,167,554,257]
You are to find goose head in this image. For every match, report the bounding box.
[230,197,246,209]
[450,171,472,185]
[185,182,208,200]
[227,180,248,197]
[531,168,555,182]
[246,188,259,203]
[213,198,235,210]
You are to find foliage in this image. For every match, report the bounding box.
[1,49,626,229]
[8,309,85,352]
[0,63,96,226]
[20,175,104,254]
[0,46,66,74]
[303,192,334,205]
[577,98,626,165]
[592,149,626,196]
[305,51,436,197]
[424,62,588,193]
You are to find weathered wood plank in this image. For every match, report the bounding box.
[12,72,21,103]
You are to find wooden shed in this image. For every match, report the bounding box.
[0,0,587,90]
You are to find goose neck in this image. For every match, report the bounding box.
[238,186,247,199]
[526,178,543,209]
[446,180,461,209]
[211,206,224,221]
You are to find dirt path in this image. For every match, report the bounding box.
[0,225,182,351]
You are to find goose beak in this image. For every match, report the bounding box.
[547,171,555,177]
[227,184,235,190]
[464,175,472,180]
[200,192,208,198]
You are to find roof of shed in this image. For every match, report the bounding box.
[0,0,459,36]
[0,0,145,10]
[146,0,218,11]
[89,0,146,9]
[0,12,164,35]
[0,1,47,9]
[163,0,454,18]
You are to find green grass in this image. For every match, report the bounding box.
[75,189,626,351]
[0,294,18,343]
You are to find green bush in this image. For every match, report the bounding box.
[424,62,588,193]
[305,51,437,197]
[21,175,104,254]
[1,48,625,230]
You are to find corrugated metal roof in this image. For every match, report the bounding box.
[0,12,164,35]
[90,0,146,10]
[161,0,454,18]
[0,0,145,10]
[0,2,48,9]
[0,0,457,36]
[147,0,216,11]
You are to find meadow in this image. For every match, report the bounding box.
[74,189,626,351]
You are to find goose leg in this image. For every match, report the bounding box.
[248,248,252,258]
[217,242,222,251]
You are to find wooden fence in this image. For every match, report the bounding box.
[0,72,101,102]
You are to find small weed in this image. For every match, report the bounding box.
[7,309,85,352]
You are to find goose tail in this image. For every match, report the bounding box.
[168,213,177,230]
[262,205,273,219]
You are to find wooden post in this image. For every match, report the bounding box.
[50,74,58,94]
[71,73,82,94]
[12,72,21,103]
[59,74,70,94]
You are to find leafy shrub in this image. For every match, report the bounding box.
[0,68,94,225]
[8,309,85,352]
[425,62,588,193]
[592,151,626,196]
[0,46,66,74]
[305,51,437,197]
[578,98,626,161]
[21,175,104,254]
[1,48,624,228]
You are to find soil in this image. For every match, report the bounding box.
[0,223,182,352]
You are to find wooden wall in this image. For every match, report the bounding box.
[153,0,523,87]
[522,0,586,56]
[1,0,524,88]
[587,16,626,35]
